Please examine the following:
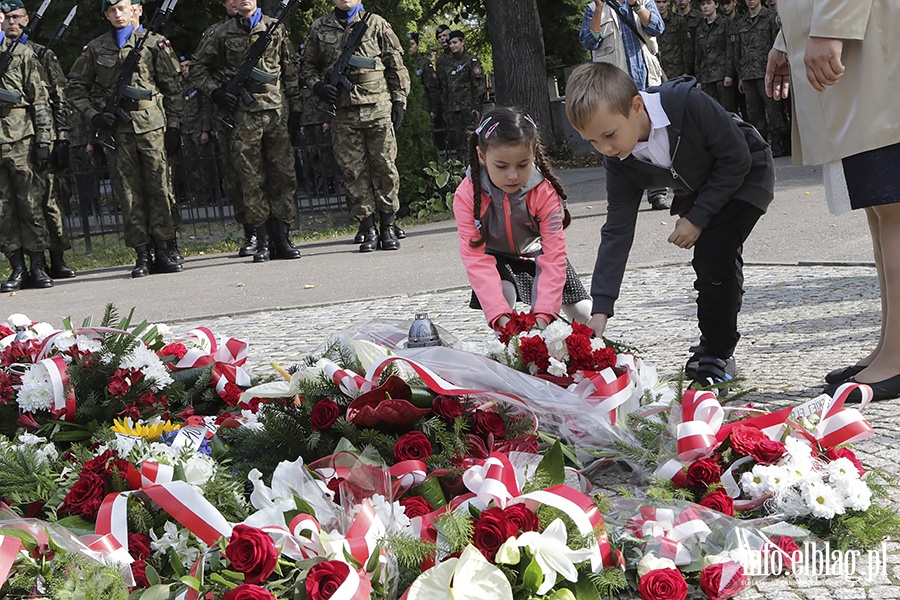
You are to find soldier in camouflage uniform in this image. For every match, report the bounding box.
[694,0,737,112]
[735,0,787,156]
[655,0,693,79]
[66,0,184,278]
[407,32,439,120]
[178,57,217,202]
[438,30,485,157]
[191,0,302,263]
[0,5,52,292]
[1,0,76,282]
[674,0,704,67]
[301,0,410,253]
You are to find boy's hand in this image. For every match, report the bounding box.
[588,313,608,338]
[668,218,702,249]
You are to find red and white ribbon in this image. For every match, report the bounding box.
[625,506,711,566]
[126,461,175,489]
[173,327,251,395]
[390,460,427,491]
[40,355,77,420]
[462,452,521,508]
[323,360,371,397]
[676,390,724,461]
[0,535,21,589]
[814,382,874,448]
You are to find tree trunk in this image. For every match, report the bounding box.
[484,0,553,141]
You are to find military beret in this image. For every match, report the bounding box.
[0,0,25,13]
[448,29,464,41]
[101,0,127,12]
[435,24,449,37]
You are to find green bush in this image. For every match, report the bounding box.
[409,159,466,219]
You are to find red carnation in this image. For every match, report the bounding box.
[220,382,243,406]
[519,335,550,372]
[592,346,618,371]
[699,488,735,516]
[158,343,188,360]
[566,334,595,372]
[729,424,768,456]
[686,457,722,490]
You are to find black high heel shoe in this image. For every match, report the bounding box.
[824,364,866,384]
[824,373,900,402]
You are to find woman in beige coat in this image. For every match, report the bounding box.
[766,0,900,401]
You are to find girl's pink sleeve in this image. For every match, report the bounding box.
[529,181,569,322]
[454,177,510,327]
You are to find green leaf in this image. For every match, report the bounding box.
[537,440,566,486]
[522,555,543,593]
[435,170,450,188]
[179,576,202,590]
[573,576,603,600]
[145,564,162,587]
[137,584,172,600]
[0,528,38,548]
[54,515,97,536]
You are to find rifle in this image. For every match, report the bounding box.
[36,4,77,62]
[93,0,178,150]
[320,0,400,117]
[0,0,51,103]
[215,0,301,129]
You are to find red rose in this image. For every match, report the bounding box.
[131,560,151,588]
[472,507,518,561]
[826,447,865,476]
[220,382,244,406]
[503,504,540,533]
[225,525,278,584]
[700,561,748,600]
[671,468,688,489]
[472,411,506,439]
[82,449,129,479]
[751,439,787,465]
[638,567,688,600]
[686,458,722,490]
[158,343,188,360]
[768,535,800,571]
[393,432,433,462]
[699,488,735,516]
[432,395,464,420]
[311,398,341,430]
[128,532,152,560]
[399,496,434,519]
[306,560,351,600]
[224,584,276,600]
[61,472,108,520]
[729,424,768,456]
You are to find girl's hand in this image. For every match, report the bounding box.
[494,314,511,330]
[588,313,608,338]
[535,316,549,329]
[668,217,702,249]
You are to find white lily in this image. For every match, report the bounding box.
[513,518,594,595]
[237,361,324,404]
[407,545,513,600]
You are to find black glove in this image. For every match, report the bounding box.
[391,101,405,132]
[51,140,70,170]
[211,86,239,111]
[91,112,118,130]
[34,143,50,172]
[164,127,182,156]
[313,81,338,104]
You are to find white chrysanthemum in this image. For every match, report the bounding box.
[826,457,861,486]
[740,464,781,498]
[17,364,55,413]
[784,436,813,461]
[119,345,173,390]
[547,357,568,377]
[759,464,792,493]
[6,314,31,328]
[802,480,844,519]
[110,434,145,458]
[839,478,872,512]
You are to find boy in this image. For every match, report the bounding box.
[566,62,774,389]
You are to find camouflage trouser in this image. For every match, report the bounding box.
[229,108,296,228]
[106,127,175,248]
[214,124,246,225]
[35,168,71,251]
[0,137,50,254]
[445,109,477,157]
[742,78,786,141]
[701,81,738,113]
[330,116,399,220]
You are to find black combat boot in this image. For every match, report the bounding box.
[167,238,185,264]
[378,211,400,251]
[393,222,406,239]
[1,249,27,292]
[152,239,184,274]
[253,226,271,262]
[49,250,76,279]
[274,220,301,259]
[239,223,257,257]
[354,220,368,244]
[28,252,53,289]
[358,214,379,253]
[132,245,152,278]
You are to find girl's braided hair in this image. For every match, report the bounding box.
[467,106,570,247]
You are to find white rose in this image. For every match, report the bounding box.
[182,454,215,486]
[637,553,677,577]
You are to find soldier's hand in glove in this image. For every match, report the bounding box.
[313,81,338,104]
[211,87,239,111]
[51,140,70,170]
[91,112,118,130]
[390,101,405,132]
[164,128,182,156]
[34,143,51,172]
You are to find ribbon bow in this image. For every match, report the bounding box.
[172,327,251,396]
[625,506,711,566]
[813,382,873,448]
[676,390,724,461]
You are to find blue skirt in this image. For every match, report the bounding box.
[842,142,900,210]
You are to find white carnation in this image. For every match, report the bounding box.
[367,493,411,534]
[589,338,607,352]
[17,364,56,413]
[542,319,572,342]
[547,357,568,377]
[30,322,56,341]
[7,314,31,328]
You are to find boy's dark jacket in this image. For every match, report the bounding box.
[592,76,775,317]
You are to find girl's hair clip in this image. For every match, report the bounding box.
[475,116,492,134]
[484,122,500,138]
[474,219,482,230]
[523,114,537,129]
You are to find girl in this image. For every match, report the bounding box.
[453,106,592,331]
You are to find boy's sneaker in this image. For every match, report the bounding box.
[690,356,738,395]
[684,342,707,379]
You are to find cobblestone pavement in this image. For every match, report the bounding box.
[172,263,900,599]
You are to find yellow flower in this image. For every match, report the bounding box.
[111,417,180,441]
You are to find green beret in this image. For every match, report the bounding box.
[100,0,127,13]
[0,0,25,13]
